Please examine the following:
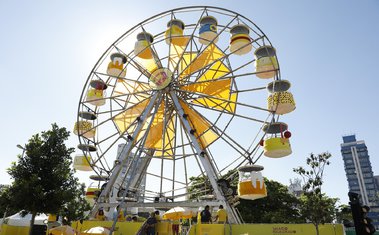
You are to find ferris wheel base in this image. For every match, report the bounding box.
[96,200,229,211]
[71,220,345,235]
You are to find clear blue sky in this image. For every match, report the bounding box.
[1,0,378,205]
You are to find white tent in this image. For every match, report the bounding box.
[5,212,48,226]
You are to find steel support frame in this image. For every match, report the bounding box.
[169,91,241,224]
[91,92,159,217]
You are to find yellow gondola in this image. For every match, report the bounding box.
[73,154,92,171]
[107,52,127,79]
[165,19,185,45]
[134,32,154,59]
[254,45,278,79]
[73,121,95,138]
[85,183,100,205]
[237,165,267,200]
[263,137,292,158]
[86,80,107,106]
[262,122,292,158]
[267,80,295,115]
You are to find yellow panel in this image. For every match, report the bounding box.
[169,36,190,72]
[179,100,218,148]
[181,44,225,78]
[143,102,164,148]
[71,220,143,235]
[113,80,151,108]
[161,116,175,157]
[140,101,175,158]
[135,57,158,74]
[113,99,150,133]
[197,61,230,82]
[230,223,345,235]
[181,79,237,113]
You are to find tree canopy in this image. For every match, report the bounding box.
[188,170,304,223]
[5,123,89,234]
[294,152,337,235]
[237,178,304,223]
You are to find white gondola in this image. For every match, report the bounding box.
[199,16,218,45]
[254,45,278,79]
[134,32,154,59]
[230,24,252,55]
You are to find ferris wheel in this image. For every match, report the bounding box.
[73,6,295,224]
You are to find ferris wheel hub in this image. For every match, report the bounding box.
[149,68,172,90]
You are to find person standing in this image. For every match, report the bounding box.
[215,205,228,224]
[154,210,161,235]
[95,208,106,221]
[171,219,180,235]
[200,205,212,224]
[116,205,126,222]
[145,212,157,235]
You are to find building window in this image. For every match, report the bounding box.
[350,186,360,191]
[363,173,373,178]
[364,178,373,184]
[366,184,374,189]
[348,175,357,180]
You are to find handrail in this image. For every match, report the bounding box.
[184,223,193,235]
[227,221,232,235]
[135,220,148,235]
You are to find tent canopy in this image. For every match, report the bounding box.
[4,212,48,226]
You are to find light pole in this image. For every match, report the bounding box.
[16,144,25,157]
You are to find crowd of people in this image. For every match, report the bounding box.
[92,204,228,234]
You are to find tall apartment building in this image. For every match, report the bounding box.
[341,134,379,228]
[341,135,378,206]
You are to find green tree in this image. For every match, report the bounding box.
[335,204,353,227]
[188,170,304,223]
[60,183,91,225]
[188,175,212,200]
[7,123,88,235]
[236,178,304,223]
[0,186,18,218]
[293,152,336,235]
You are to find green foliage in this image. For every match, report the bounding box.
[60,183,91,224]
[188,170,304,223]
[293,152,336,235]
[6,123,89,229]
[335,204,353,226]
[237,178,304,223]
[0,186,18,217]
[298,193,337,224]
[188,175,212,199]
